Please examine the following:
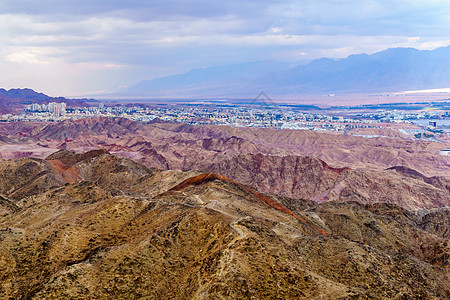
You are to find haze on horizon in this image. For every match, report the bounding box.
[1,0,449,97]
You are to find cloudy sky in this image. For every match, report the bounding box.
[1,0,449,96]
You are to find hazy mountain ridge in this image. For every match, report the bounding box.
[122,46,450,97]
[123,60,297,97]
[259,46,450,94]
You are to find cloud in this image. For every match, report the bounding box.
[0,1,449,96]
[0,0,281,22]
[5,51,47,64]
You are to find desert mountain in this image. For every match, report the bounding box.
[0,88,54,103]
[0,150,448,299]
[0,118,448,210]
[0,88,93,113]
[206,153,450,210]
[257,46,450,94]
[33,117,143,140]
[121,46,450,97]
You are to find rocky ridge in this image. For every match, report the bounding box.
[1,118,447,210]
[0,150,448,299]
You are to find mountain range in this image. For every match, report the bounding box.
[0,117,448,211]
[119,46,450,98]
[0,116,448,298]
[0,148,448,298]
[0,88,94,113]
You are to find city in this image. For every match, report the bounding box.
[1,99,448,142]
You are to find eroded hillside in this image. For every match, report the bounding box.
[0,118,448,210]
[0,150,448,299]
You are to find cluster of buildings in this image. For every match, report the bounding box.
[0,101,447,139]
[25,102,67,115]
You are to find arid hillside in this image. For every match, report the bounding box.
[0,150,449,299]
[206,153,450,210]
[0,118,448,210]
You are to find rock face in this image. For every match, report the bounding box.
[0,151,448,299]
[0,157,66,201]
[205,153,450,210]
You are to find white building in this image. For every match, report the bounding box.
[439,149,450,156]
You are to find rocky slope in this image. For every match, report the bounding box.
[205,153,450,210]
[0,150,449,299]
[4,117,448,175]
[0,118,448,210]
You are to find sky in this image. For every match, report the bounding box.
[1,0,449,97]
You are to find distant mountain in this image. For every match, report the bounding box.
[0,88,95,113]
[258,46,450,94]
[120,46,450,97]
[0,88,52,103]
[119,60,301,97]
